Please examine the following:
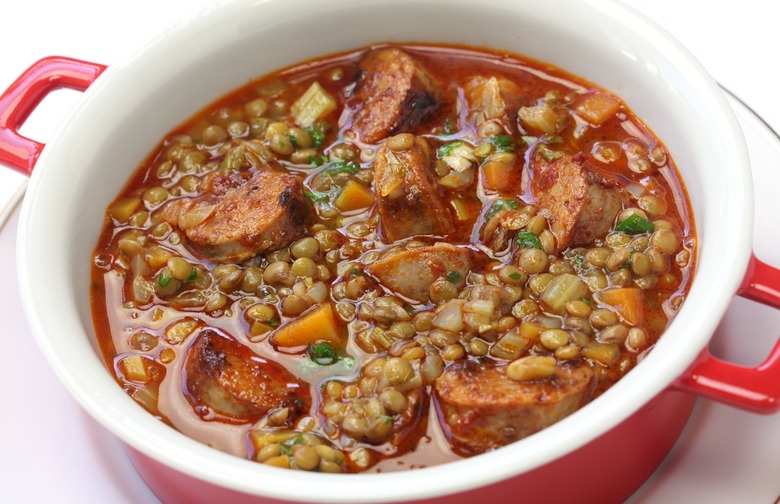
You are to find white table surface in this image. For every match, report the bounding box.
[2,1,780,502]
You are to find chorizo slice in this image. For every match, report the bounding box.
[350,47,438,143]
[366,243,472,303]
[434,359,595,455]
[532,153,623,251]
[183,328,310,424]
[373,137,453,242]
[161,168,311,264]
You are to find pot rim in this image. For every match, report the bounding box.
[17,0,752,501]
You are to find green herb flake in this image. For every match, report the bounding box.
[350,268,362,276]
[490,135,514,152]
[615,214,655,235]
[445,270,462,283]
[307,127,326,148]
[279,434,304,455]
[573,255,586,273]
[437,141,463,158]
[158,271,172,287]
[185,267,198,284]
[508,272,523,280]
[267,319,279,328]
[485,198,521,220]
[308,154,329,167]
[288,134,299,149]
[325,160,359,176]
[304,189,328,202]
[383,415,393,425]
[581,297,591,305]
[516,231,543,249]
[307,342,339,366]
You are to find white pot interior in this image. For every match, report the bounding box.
[18,0,752,501]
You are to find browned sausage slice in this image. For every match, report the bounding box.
[183,328,310,424]
[532,153,623,251]
[366,244,472,303]
[434,359,595,455]
[373,137,453,242]
[162,168,311,264]
[350,48,438,143]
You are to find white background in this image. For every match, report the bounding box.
[1,1,780,502]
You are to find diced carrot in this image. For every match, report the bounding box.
[482,159,513,191]
[596,287,645,325]
[334,180,375,212]
[575,92,621,125]
[273,303,342,348]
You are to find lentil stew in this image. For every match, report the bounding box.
[91,44,696,473]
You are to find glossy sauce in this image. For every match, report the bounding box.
[91,44,695,472]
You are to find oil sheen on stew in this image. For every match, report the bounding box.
[91,44,696,473]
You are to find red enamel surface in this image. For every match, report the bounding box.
[676,254,780,413]
[125,389,695,504]
[0,56,106,175]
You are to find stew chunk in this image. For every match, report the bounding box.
[373,136,453,241]
[351,48,438,143]
[161,168,310,263]
[367,244,472,303]
[435,360,595,454]
[183,329,310,423]
[464,76,524,132]
[532,154,623,251]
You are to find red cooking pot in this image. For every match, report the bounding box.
[3,0,780,502]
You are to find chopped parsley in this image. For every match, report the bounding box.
[437,141,463,157]
[490,135,514,152]
[615,214,654,235]
[445,270,462,283]
[185,267,198,284]
[324,160,359,176]
[516,231,543,249]
[306,124,327,148]
[266,319,279,328]
[280,434,304,455]
[485,198,521,220]
[288,134,299,148]
[581,297,591,305]
[508,271,523,280]
[573,255,586,273]
[304,189,328,202]
[158,270,172,287]
[307,342,339,366]
[308,154,329,166]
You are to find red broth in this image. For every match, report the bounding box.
[91,44,695,473]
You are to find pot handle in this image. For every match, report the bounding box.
[676,253,780,413]
[0,56,106,175]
